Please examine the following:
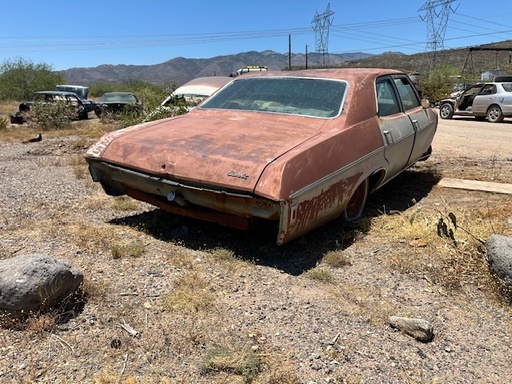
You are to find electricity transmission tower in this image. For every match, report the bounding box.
[311,3,335,67]
[418,0,458,69]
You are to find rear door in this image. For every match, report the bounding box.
[392,75,436,165]
[375,76,416,179]
[472,83,496,115]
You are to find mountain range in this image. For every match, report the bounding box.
[60,50,374,86]
[60,40,512,87]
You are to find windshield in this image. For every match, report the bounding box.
[200,77,346,118]
[99,93,137,103]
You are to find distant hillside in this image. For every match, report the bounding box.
[60,50,374,86]
[61,41,512,87]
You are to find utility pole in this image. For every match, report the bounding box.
[311,3,335,67]
[305,45,308,69]
[289,34,292,70]
[418,0,458,69]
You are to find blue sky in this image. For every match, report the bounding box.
[1,0,511,71]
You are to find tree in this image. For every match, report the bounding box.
[0,58,65,101]
[420,65,459,102]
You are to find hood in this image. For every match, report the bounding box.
[87,110,325,191]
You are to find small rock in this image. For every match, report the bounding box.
[389,316,434,342]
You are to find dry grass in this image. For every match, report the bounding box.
[367,198,512,292]
[162,272,218,314]
[304,267,335,283]
[201,344,261,381]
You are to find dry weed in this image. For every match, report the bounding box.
[367,198,512,292]
[162,272,217,314]
[336,283,398,325]
[304,267,334,283]
[321,250,352,267]
[201,344,260,381]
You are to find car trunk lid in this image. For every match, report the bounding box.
[97,111,325,192]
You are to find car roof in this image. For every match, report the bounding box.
[173,76,233,97]
[237,68,404,82]
[178,76,232,88]
[34,90,79,96]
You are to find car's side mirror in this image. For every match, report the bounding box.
[421,98,431,109]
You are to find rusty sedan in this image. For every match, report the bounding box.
[85,69,437,245]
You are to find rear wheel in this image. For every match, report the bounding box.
[439,103,454,119]
[78,109,89,120]
[342,178,369,222]
[487,105,504,123]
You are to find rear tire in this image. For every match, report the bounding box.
[342,178,369,221]
[487,105,503,123]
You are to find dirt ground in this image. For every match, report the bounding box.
[0,114,512,383]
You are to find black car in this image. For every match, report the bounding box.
[10,91,90,124]
[94,92,143,117]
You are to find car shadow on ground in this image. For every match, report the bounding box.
[110,164,441,276]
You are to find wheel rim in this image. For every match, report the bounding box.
[440,105,451,118]
[488,106,502,122]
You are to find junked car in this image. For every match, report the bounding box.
[143,76,232,122]
[94,92,143,117]
[85,69,438,245]
[165,76,232,105]
[56,84,95,113]
[10,90,90,124]
[439,78,512,122]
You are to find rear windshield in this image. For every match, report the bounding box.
[200,77,346,118]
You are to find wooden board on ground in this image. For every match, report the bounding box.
[438,178,512,195]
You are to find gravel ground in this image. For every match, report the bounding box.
[1,119,512,383]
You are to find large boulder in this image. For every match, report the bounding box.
[0,254,84,320]
[486,235,512,286]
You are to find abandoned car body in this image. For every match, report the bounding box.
[85,69,438,245]
[11,91,90,124]
[439,79,512,122]
[94,92,143,117]
[143,76,233,122]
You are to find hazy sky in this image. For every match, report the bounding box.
[1,0,511,70]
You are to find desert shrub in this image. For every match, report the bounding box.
[28,101,74,130]
[420,65,459,102]
[0,117,7,130]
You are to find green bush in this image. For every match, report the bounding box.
[0,58,65,101]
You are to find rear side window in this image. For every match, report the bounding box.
[502,83,512,92]
[393,77,421,111]
[376,78,400,116]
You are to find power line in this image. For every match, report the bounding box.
[0,13,509,59]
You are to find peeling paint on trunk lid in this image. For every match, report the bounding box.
[99,110,325,192]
